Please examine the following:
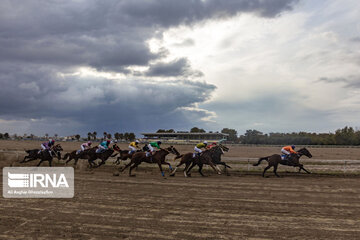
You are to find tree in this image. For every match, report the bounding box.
[93,131,97,140]
[221,128,238,142]
[4,133,10,139]
[103,132,107,140]
[190,127,205,133]
[128,133,136,141]
[87,132,92,140]
[54,134,58,139]
[119,133,124,140]
[0,133,3,139]
[124,132,129,141]
[240,129,264,144]
[107,133,112,139]
[45,133,49,139]
[157,129,166,133]
[75,134,81,141]
[114,132,120,141]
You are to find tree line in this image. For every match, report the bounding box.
[239,126,360,145]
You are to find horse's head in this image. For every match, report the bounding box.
[53,144,63,151]
[166,146,180,156]
[298,148,312,158]
[219,144,229,152]
[112,144,121,152]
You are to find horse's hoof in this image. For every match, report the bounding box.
[129,174,136,177]
[113,172,119,176]
[169,174,175,177]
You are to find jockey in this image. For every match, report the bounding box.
[129,140,140,154]
[206,142,217,149]
[40,139,55,156]
[194,141,208,157]
[146,141,161,157]
[97,140,110,153]
[281,145,297,161]
[78,141,92,154]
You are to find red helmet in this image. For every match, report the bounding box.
[88,141,92,145]
[106,140,110,144]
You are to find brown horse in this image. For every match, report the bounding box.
[253,147,312,177]
[118,146,179,177]
[170,148,222,177]
[87,144,121,168]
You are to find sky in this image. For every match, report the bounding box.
[0,0,359,137]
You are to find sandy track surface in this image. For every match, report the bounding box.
[1,167,360,240]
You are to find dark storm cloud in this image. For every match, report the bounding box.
[0,0,299,135]
[317,76,360,88]
[0,0,299,70]
[145,58,203,77]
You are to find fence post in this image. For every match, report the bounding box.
[343,161,347,174]
[247,159,250,172]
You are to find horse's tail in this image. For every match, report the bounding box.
[253,156,270,166]
[63,153,70,160]
[25,150,31,153]
[173,155,183,161]
[111,153,118,158]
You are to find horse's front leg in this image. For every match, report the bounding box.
[299,165,311,174]
[157,162,165,178]
[162,161,173,172]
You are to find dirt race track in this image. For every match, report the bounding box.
[1,141,360,239]
[1,167,360,240]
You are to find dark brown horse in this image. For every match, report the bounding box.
[113,149,143,165]
[253,147,312,177]
[87,144,120,168]
[62,147,95,166]
[170,147,222,177]
[118,146,179,177]
[208,144,231,175]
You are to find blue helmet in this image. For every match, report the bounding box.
[291,145,295,149]
[157,141,162,145]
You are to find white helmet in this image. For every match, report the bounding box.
[135,140,139,143]
[204,141,208,144]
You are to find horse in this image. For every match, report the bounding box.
[21,144,63,166]
[86,144,120,168]
[118,146,179,177]
[170,147,222,177]
[253,147,313,177]
[62,147,95,166]
[209,144,232,175]
[35,144,63,166]
[113,149,143,165]
[22,144,62,163]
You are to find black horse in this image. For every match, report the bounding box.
[22,144,62,163]
[253,147,312,177]
[209,144,232,175]
[21,144,63,166]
